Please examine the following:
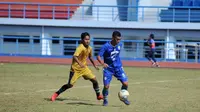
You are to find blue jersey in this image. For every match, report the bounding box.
[148,39,155,50]
[98,41,122,68]
[99,41,128,85]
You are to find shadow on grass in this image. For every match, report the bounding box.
[66,101,121,107]
[66,102,100,106]
[44,98,121,107]
[44,97,91,102]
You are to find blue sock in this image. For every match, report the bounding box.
[102,87,109,100]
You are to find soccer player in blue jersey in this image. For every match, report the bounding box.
[97,31,130,106]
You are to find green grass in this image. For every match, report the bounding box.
[0,63,200,112]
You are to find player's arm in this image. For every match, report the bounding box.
[148,39,155,47]
[73,56,85,68]
[73,47,85,68]
[149,39,154,47]
[97,45,108,68]
[89,48,99,70]
[147,39,151,46]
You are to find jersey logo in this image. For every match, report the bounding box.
[118,46,121,50]
[104,76,107,81]
[121,73,126,78]
[111,48,119,61]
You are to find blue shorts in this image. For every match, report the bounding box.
[103,67,128,86]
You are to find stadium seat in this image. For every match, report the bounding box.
[0,0,83,19]
[160,8,200,22]
[160,0,200,22]
[171,0,183,6]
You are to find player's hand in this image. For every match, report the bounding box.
[79,64,85,68]
[103,63,109,68]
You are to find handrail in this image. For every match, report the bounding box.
[0,2,200,9]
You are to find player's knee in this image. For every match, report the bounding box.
[122,82,128,86]
[104,85,109,89]
[90,78,98,84]
[67,84,73,88]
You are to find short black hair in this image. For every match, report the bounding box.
[149,33,154,39]
[81,32,90,40]
[112,31,121,38]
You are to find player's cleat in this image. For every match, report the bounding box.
[103,99,108,106]
[97,94,103,100]
[152,63,156,67]
[120,98,130,105]
[51,93,58,101]
[156,64,160,67]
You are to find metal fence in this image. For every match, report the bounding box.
[0,2,200,22]
[0,36,200,63]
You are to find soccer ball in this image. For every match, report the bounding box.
[118,89,129,101]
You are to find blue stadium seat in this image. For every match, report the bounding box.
[172,0,183,6]
[160,9,200,22]
[160,0,200,22]
[190,9,200,22]
[171,0,200,6]
[193,0,200,6]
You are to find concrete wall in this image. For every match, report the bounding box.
[1,42,62,56]
[92,0,119,21]
[138,0,172,22]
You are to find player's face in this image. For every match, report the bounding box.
[82,36,90,47]
[113,36,121,45]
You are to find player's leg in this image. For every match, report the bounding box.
[146,50,154,64]
[51,72,78,101]
[82,68,103,100]
[102,68,113,106]
[115,67,130,105]
[89,77,103,100]
[56,72,75,95]
[151,50,160,67]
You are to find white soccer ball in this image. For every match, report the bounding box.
[118,89,129,100]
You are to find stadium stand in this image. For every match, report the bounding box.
[0,0,83,19]
[160,0,200,22]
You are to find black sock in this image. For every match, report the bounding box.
[92,80,100,96]
[121,85,128,90]
[56,84,72,95]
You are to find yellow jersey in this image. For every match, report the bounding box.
[71,44,92,72]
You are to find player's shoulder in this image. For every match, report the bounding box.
[151,39,155,42]
[78,44,92,51]
[102,41,110,48]
[75,44,84,51]
[118,43,123,46]
[88,45,92,51]
[116,43,122,50]
[88,45,92,49]
[77,44,83,48]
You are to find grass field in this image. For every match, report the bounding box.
[0,63,200,112]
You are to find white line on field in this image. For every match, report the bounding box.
[2,78,200,95]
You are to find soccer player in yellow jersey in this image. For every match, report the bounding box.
[51,32,103,101]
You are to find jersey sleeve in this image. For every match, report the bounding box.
[98,45,106,57]
[73,46,83,56]
[150,39,154,44]
[119,44,122,53]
